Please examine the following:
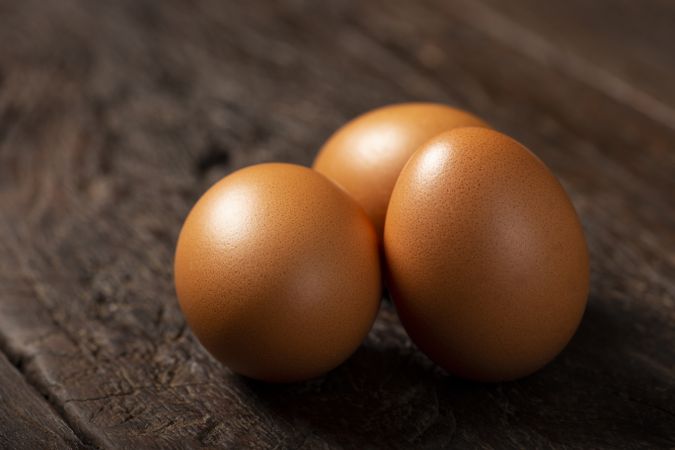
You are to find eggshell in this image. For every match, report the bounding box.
[313,103,489,237]
[384,128,589,381]
[174,163,381,382]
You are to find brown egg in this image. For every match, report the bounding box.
[313,103,489,237]
[174,163,381,382]
[384,128,589,381]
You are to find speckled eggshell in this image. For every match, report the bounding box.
[313,103,489,237]
[174,163,381,383]
[384,128,589,382]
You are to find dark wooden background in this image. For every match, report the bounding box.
[0,0,674,448]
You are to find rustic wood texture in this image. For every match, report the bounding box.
[0,0,673,448]
[0,351,84,449]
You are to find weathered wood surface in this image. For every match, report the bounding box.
[0,0,673,448]
[0,351,84,449]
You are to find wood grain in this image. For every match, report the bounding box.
[473,0,675,118]
[0,0,673,448]
[0,351,84,449]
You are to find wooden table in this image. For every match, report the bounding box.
[1,1,673,448]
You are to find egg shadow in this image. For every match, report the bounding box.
[229,299,675,448]
[226,304,455,448]
[234,342,457,448]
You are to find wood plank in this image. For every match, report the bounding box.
[0,0,673,448]
[0,351,84,449]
